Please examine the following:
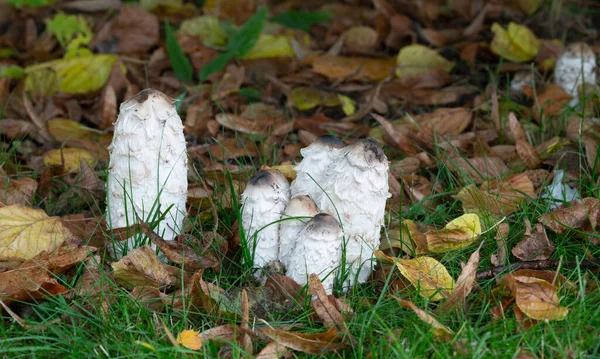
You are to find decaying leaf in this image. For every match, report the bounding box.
[390,296,453,339]
[540,197,599,234]
[309,274,347,333]
[130,286,167,312]
[310,55,395,82]
[0,176,37,206]
[0,243,96,304]
[0,205,68,260]
[376,250,454,301]
[490,223,510,266]
[512,221,554,261]
[513,276,569,321]
[436,245,481,314]
[111,246,175,289]
[396,44,454,78]
[425,213,482,253]
[42,148,97,172]
[456,173,535,217]
[258,327,347,355]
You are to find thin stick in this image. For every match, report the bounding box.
[476,259,600,280]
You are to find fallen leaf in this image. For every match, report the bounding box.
[177,330,203,350]
[512,222,554,261]
[491,223,510,266]
[0,205,68,260]
[291,86,341,111]
[523,84,572,121]
[540,197,599,234]
[258,327,347,355]
[396,44,454,78]
[256,341,290,359]
[425,213,482,253]
[310,55,396,82]
[178,15,228,48]
[0,176,37,206]
[243,34,295,59]
[108,5,159,54]
[215,113,280,135]
[42,148,97,172]
[390,296,453,339]
[490,22,541,62]
[25,54,121,94]
[308,274,347,332]
[513,276,569,321]
[131,286,167,312]
[111,246,175,289]
[436,245,481,314]
[377,251,454,301]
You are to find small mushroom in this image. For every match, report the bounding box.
[286,213,343,294]
[290,135,345,202]
[318,138,390,288]
[107,89,188,257]
[241,170,290,279]
[278,195,319,269]
[554,42,597,106]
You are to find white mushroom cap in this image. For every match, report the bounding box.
[107,89,188,257]
[554,42,597,105]
[241,170,290,279]
[318,138,390,288]
[278,195,319,269]
[286,213,343,294]
[290,135,345,201]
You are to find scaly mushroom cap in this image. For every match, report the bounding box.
[241,170,290,277]
[554,42,597,104]
[107,89,188,256]
[318,138,390,288]
[290,135,345,200]
[279,195,319,269]
[286,213,343,294]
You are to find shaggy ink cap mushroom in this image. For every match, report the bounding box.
[345,138,387,169]
[554,42,597,105]
[279,195,320,269]
[241,169,290,280]
[107,88,187,257]
[286,212,343,294]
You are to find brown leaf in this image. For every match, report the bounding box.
[111,246,175,289]
[446,156,508,184]
[258,327,347,355]
[390,296,453,340]
[200,324,238,343]
[523,85,572,121]
[256,341,290,359]
[308,274,347,332]
[100,85,117,130]
[208,138,259,161]
[240,288,253,355]
[0,243,96,304]
[540,197,599,234]
[508,112,527,142]
[109,6,159,54]
[130,286,167,312]
[512,222,554,261]
[310,55,396,82]
[186,271,221,316]
[436,245,481,314]
[0,176,37,206]
[215,113,281,135]
[491,223,510,266]
[0,119,35,139]
[516,141,542,168]
[513,276,569,321]
[371,113,416,154]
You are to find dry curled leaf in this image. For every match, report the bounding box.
[309,274,347,333]
[436,245,481,314]
[512,222,554,261]
[111,246,175,289]
[258,327,347,355]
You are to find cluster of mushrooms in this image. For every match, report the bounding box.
[105,88,390,294]
[241,136,390,293]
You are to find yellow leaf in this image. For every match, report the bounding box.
[178,15,228,48]
[337,94,356,116]
[512,0,541,15]
[396,256,454,301]
[112,246,175,289]
[490,22,541,63]
[290,87,340,111]
[514,276,569,321]
[25,54,120,94]
[43,148,97,172]
[243,34,295,60]
[177,330,203,350]
[261,164,296,181]
[47,119,112,143]
[425,214,482,253]
[0,205,67,260]
[396,44,454,78]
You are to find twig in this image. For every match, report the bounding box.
[476,259,600,280]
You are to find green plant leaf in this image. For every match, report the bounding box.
[46,13,92,49]
[199,52,234,82]
[6,0,54,8]
[270,10,332,32]
[227,7,268,57]
[165,21,193,83]
[0,66,24,80]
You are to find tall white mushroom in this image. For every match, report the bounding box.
[278,195,319,269]
[317,138,390,288]
[286,213,342,294]
[107,89,188,256]
[290,135,345,202]
[554,42,597,106]
[241,170,290,278]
